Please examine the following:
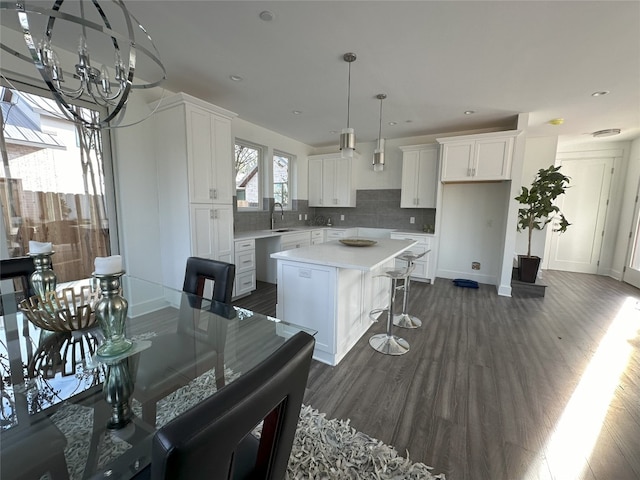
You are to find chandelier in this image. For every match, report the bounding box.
[0,0,166,130]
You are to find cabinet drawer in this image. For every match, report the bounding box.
[311,230,324,239]
[235,239,255,252]
[235,250,255,273]
[235,270,256,296]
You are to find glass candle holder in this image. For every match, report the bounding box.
[103,357,135,429]
[94,271,132,357]
[30,252,57,300]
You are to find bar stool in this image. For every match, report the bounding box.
[368,264,415,356]
[393,249,430,329]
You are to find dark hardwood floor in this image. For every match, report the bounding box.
[235,273,640,480]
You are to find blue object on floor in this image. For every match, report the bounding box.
[452,278,479,289]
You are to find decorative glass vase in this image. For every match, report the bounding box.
[103,357,135,429]
[30,252,57,300]
[94,271,132,357]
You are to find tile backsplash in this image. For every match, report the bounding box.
[233,190,435,233]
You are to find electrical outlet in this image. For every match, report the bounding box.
[304,214,308,220]
[472,262,481,270]
[410,217,415,224]
[340,215,345,221]
[298,214,302,220]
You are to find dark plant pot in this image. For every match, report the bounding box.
[518,255,541,283]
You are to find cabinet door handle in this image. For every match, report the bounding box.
[472,168,476,176]
[242,260,252,264]
[210,209,218,219]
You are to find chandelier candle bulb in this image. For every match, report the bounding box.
[95,255,123,275]
[29,241,53,254]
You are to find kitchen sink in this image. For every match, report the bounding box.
[273,228,296,233]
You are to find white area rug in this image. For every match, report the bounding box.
[287,404,446,480]
[50,365,445,479]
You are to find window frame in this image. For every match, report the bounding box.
[272,150,293,210]
[234,139,263,211]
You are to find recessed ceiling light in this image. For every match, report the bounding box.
[592,128,621,137]
[548,118,564,125]
[464,110,475,115]
[259,10,274,21]
[388,121,397,126]
[292,110,302,115]
[591,91,610,97]
[229,75,243,82]
[405,120,413,123]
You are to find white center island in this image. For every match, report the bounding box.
[271,238,416,365]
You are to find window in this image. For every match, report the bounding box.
[0,84,117,283]
[273,151,292,209]
[235,141,261,209]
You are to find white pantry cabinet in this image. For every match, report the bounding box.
[437,130,520,182]
[399,144,438,208]
[151,92,237,291]
[308,153,357,207]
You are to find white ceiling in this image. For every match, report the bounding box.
[2,1,639,148]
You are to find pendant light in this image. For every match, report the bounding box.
[373,94,386,172]
[339,52,357,158]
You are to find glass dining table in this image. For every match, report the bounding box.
[0,276,315,480]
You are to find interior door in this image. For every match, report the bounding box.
[622,179,640,288]
[547,157,613,273]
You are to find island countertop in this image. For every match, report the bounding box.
[270,238,416,271]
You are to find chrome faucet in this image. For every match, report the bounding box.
[270,202,284,230]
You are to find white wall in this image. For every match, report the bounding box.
[437,182,510,284]
[517,136,559,261]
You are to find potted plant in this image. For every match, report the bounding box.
[515,165,571,283]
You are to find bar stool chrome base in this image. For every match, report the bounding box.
[369,333,410,356]
[393,313,422,329]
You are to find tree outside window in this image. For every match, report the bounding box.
[235,142,260,209]
[273,152,291,208]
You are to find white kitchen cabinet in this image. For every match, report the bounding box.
[311,229,325,245]
[151,92,237,290]
[190,204,234,264]
[390,232,434,283]
[233,238,256,298]
[399,144,438,208]
[438,130,520,182]
[279,231,311,251]
[308,153,357,207]
[324,228,356,242]
[186,105,234,204]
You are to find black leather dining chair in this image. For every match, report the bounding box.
[0,256,36,314]
[144,331,315,480]
[134,258,236,426]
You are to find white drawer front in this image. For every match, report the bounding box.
[235,270,256,296]
[235,239,255,252]
[235,250,255,273]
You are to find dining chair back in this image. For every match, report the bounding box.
[0,256,35,297]
[182,257,235,304]
[134,258,236,426]
[149,331,315,480]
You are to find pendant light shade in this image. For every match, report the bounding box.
[340,52,357,158]
[373,93,386,172]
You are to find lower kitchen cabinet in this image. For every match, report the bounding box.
[233,238,256,298]
[390,232,434,283]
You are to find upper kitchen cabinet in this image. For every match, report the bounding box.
[399,144,438,208]
[437,130,520,182]
[151,92,236,204]
[308,153,357,207]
